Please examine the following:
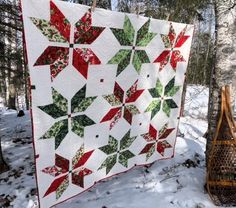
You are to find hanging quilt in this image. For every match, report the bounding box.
[21,0,194,207]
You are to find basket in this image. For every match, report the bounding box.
[207,86,236,206]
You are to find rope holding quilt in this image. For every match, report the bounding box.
[21,0,194,207]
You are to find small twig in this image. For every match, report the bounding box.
[160,175,179,183]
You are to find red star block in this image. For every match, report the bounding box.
[139,124,175,158]
[101,80,144,129]
[31,3,103,80]
[154,23,190,71]
[42,146,94,199]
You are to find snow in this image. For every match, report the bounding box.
[0,85,230,208]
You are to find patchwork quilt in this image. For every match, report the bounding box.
[21,0,194,207]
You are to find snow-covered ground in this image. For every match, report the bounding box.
[0,85,227,208]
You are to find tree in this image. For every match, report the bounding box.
[0,0,25,110]
[206,0,236,163]
[117,0,132,12]
[0,0,24,173]
[0,136,9,173]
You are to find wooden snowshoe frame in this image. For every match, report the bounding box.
[207,85,236,206]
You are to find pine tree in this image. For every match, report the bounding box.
[0,0,24,110]
[0,0,23,173]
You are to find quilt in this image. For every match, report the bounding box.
[21,0,194,207]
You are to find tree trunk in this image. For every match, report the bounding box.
[0,137,9,174]
[180,15,198,116]
[203,5,213,85]
[7,83,16,110]
[180,78,187,117]
[24,65,29,110]
[194,20,201,84]
[206,0,236,164]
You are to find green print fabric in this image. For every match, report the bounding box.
[109,16,156,75]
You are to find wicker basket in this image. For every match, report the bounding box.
[207,86,236,206]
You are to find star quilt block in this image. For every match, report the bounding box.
[21,0,194,207]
